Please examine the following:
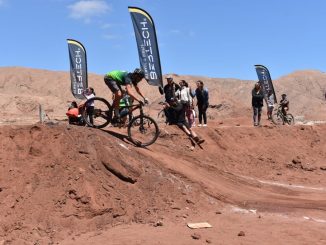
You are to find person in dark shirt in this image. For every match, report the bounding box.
[163,75,181,124]
[163,75,181,103]
[195,80,209,127]
[252,82,264,126]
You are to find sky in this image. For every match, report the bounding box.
[0,0,325,80]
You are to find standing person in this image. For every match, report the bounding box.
[195,80,209,127]
[252,82,264,126]
[83,87,95,125]
[266,91,275,120]
[104,68,148,121]
[163,75,181,124]
[175,80,195,127]
[189,83,196,127]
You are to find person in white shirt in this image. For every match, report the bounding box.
[83,87,95,125]
[175,80,204,144]
[267,91,274,120]
[175,80,195,127]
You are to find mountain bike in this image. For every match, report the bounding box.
[272,105,294,125]
[82,97,160,147]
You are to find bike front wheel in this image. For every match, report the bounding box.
[272,111,283,125]
[83,97,112,129]
[128,115,160,147]
[285,114,295,125]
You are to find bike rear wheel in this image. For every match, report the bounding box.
[285,114,295,125]
[83,97,112,128]
[128,115,159,147]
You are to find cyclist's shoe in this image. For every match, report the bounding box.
[193,136,205,144]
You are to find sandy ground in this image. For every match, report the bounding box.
[0,67,326,244]
[0,119,325,244]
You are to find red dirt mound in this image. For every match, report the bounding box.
[0,124,210,244]
[1,122,326,244]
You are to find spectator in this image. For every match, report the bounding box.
[195,80,209,127]
[66,101,84,126]
[252,82,264,126]
[83,87,95,125]
[163,75,181,124]
[267,91,275,120]
[174,90,204,144]
[175,80,195,128]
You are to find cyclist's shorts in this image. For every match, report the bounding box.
[104,75,120,93]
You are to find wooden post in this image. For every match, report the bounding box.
[39,104,45,123]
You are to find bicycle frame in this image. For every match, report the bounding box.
[275,105,292,124]
[276,106,285,121]
[119,103,144,119]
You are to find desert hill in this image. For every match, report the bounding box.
[0,67,325,124]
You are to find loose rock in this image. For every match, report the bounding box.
[238,231,245,236]
[154,221,163,227]
[292,158,302,164]
[301,163,317,172]
[191,233,201,240]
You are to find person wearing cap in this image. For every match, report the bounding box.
[163,75,181,124]
[252,82,264,126]
[163,75,180,104]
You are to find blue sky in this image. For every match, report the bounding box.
[0,0,325,80]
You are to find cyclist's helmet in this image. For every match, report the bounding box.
[134,68,145,78]
[132,68,145,85]
[281,93,287,97]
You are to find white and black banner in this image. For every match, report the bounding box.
[128,7,163,91]
[67,39,88,99]
[255,65,277,103]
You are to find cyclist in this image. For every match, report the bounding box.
[104,68,148,120]
[280,93,289,116]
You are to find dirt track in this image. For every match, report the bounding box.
[0,120,325,244]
